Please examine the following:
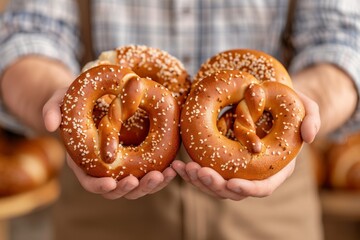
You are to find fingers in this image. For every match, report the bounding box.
[109,167,177,200]
[68,153,177,200]
[197,167,247,201]
[173,159,296,200]
[102,175,140,199]
[148,167,177,194]
[120,171,165,199]
[297,91,321,143]
[173,160,245,200]
[104,169,175,200]
[227,159,296,197]
[69,156,297,200]
[69,155,296,199]
[43,87,68,132]
[171,160,190,181]
[184,162,219,197]
[173,160,216,197]
[66,155,117,194]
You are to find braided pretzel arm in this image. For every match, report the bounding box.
[60,65,180,181]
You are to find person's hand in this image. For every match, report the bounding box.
[296,91,321,143]
[172,159,296,201]
[0,56,73,132]
[66,154,177,199]
[43,87,178,200]
[172,91,320,201]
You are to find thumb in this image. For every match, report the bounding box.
[43,88,68,132]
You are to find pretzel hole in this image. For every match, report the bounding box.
[254,111,273,138]
[217,105,236,139]
[217,106,273,140]
[118,108,150,146]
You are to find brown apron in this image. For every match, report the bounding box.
[52,144,323,240]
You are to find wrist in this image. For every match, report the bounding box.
[292,63,358,136]
[0,55,74,133]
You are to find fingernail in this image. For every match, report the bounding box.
[200,176,212,185]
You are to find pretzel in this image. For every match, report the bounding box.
[60,65,180,180]
[181,49,305,180]
[84,45,191,145]
[0,133,64,197]
[328,132,360,189]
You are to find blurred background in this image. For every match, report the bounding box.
[0,0,360,239]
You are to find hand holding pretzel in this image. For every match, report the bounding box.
[43,65,180,199]
[44,45,190,198]
[60,65,180,181]
[173,49,320,199]
[181,70,305,180]
[43,48,320,200]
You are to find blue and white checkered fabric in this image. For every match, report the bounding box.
[1,0,360,137]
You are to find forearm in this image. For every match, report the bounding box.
[292,63,358,136]
[0,56,74,133]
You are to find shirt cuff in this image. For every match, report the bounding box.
[289,44,360,139]
[0,102,34,136]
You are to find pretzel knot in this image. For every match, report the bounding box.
[181,70,305,180]
[60,65,180,180]
[86,45,191,146]
[97,76,145,163]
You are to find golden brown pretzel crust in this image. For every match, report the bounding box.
[0,134,64,196]
[193,49,293,88]
[328,133,360,189]
[115,45,191,106]
[60,65,180,180]
[181,49,305,180]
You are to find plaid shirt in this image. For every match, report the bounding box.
[1,0,360,137]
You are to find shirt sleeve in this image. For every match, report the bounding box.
[0,0,82,74]
[0,0,82,133]
[289,0,360,138]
